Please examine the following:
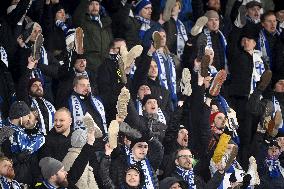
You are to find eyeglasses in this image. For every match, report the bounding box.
[177,154,194,159]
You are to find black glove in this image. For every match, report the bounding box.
[14,150,31,164]
[241,174,252,189]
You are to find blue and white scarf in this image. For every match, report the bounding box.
[90,15,102,28]
[31,98,55,135]
[135,15,151,40]
[135,99,167,124]
[203,28,228,71]
[272,96,284,133]
[69,95,108,134]
[251,50,265,94]
[176,166,196,189]
[42,179,65,189]
[31,46,48,83]
[152,50,177,105]
[8,120,45,154]
[265,158,284,178]
[257,29,280,69]
[73,68,88,78]
[55,20,69,35]
[176,19,188,59]
[127,152,155,189]
[0,176,21,189]
[0,46,8,67]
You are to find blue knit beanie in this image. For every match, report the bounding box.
[134,0,151,15]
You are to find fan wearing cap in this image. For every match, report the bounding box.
[5,101,45,155]
[116,0,161,49]
[100,130,163,189]
[16,56,56,135]
[196,10,228,72]
[139,94,167,142]
[100,143,146,189]
[73,0,113,72]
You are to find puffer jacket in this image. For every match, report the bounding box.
[62,147,99,189]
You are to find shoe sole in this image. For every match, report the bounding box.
[191,16,208,36]
[209,69,227,96]
[152,31,162,49]
[162,0,176,22]
[125,45,143,69]
[83,113,103,138]
[201,55,210,77]
[108,120,120,149]
[75,27,84,54]
[258,70,272,91]
[33,33,43,60]
[116,87,130,120]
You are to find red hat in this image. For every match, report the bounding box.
[210,112,221,126]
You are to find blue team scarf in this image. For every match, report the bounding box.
[203,28,228,70]
[152,51,177,106]
[257,29,280,69]
[68,94,108,135]
[90,15,102,28]
[127,152,156,189]
[176,19,188,59]
[31,98,55,135]
[176,166,196,189]
[265,158,284,178]
[55,20,69,35]
[8,120,45,154]
[0,176,21,189]
[135,16,151,40]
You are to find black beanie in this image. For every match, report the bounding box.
[52,3,65,17]
[129,136,148,149]
[241,25,259,42]
[9,101,30,120]
[141,94,157,107]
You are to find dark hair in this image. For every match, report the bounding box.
[260,10,276,23]
[108,38,126,50]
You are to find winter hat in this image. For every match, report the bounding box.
[134,0,151,15]
[125,164,145,187]
[246,1,262,9]
[273,0,284,12]
[71,52,87,66]
[89,0,102,3]
[271,75,284,89]
[209,112,222,126]
[241,25,259,42]
[39,157,64,180]
[141,94,157,107]
[204,10,219,19]
[160,177,182,188]
[9,101,31,120]
[28,78,43,90]
[71,129,87,148]
[129,135,148,149]
[52,3,65,16]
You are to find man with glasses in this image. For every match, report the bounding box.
[171,148,225,188]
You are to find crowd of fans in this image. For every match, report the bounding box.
[0,0,284,188]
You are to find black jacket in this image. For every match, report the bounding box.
[97,57,124,124]
[39,128,72,161]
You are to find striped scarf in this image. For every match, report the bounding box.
[152,50,177,106]
[135,15,151,40]
[55,20,69,35]
[176,19,188,59]
[128,152,156,189]
[203,28,228,71]
[0,176,21,189]
[176,166,196,189]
